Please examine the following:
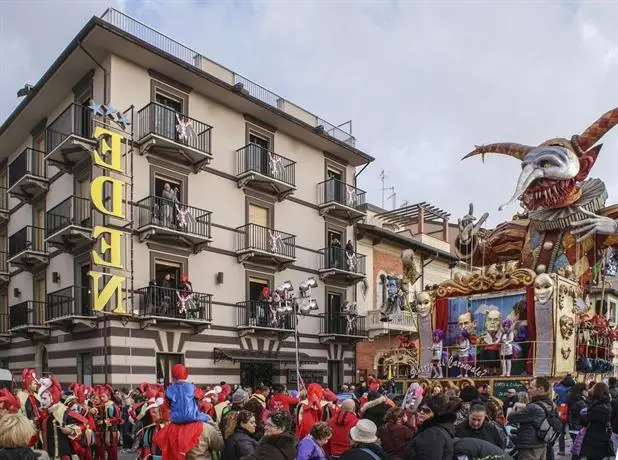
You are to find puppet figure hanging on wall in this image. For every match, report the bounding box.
[380,274,407,322]
[500,319,515,377]
[456,106,618,288]
[455,328,472,377]
[431,329,444,378]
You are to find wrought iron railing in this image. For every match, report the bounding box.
[317,178,366,209]
[100,8,356,147]
[8,148,46,187]
[9,226,47,259]
[46,196,93,238]
[136,103,212,155]
[135,285,212,321]
[135,196,212,238]
[319,246,366,275]
[366,310,418,331]
[46,103,93,153]
[235,223,295,259]
[236,300,294,330]
[320,311,366,337]
[236,144,295,186]
[9,301,46,329]
[47,286,93,320]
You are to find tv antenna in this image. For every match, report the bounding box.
[380,170,395,209]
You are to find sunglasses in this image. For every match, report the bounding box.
[418,407,432,414]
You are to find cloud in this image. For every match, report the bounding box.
[3,0,618,227]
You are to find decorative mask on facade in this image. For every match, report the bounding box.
[416,291,433,318]
[561,347,572,359]
[534,273,555,305]
[486,309,502,334]
[559,315,575,340]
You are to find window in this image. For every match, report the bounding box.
[157,353,183,385]
[77,353,92,386]
[327,291,345,335]
[249,276,269,301]
[154,259,183,290]
[155,91,183,113]
[326,229,344,269]
[325,168,344,203]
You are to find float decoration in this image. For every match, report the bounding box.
[436,263,535,298]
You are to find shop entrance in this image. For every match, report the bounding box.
[240,361,274,389]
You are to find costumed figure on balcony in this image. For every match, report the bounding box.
[38,376,88,460]
[177,273,196,318]
[431,329,445,378]
[342,301,359,335]
[95,384,123,460]
[455,328,472,377]
[477,306,502,376]
[456,106,618,288]
[499,319,516,377]
[130,383,167,460]
[160,183,178,228]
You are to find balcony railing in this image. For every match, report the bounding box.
[136,103,212,155]
[9,301,45,329]
[46,103,93,153]
[135,285,212,321]
[236,144,296,186]
[0,314,8,335]
[47,286,93,321]
[46,196,93,238]
[100,8,356,147]
[136,196,212,237]
[318,178,366,209]
[320,311,366,337]
[9,226,46,259]
[236,300,294,330]
[8,148,46,187]
[235,223,295,259]
[319,246,366,275]
[367,310,418,332]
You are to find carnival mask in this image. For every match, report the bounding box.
[416,292,433,318]
[559,315,575,340]
[486,310,501,334]
[40,391,52,409]
[387,278,399,298]
[534,273,554,305]
[458,311,476,334]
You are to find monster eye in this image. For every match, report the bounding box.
[541,160,553,168]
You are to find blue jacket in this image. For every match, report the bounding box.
[554,383,570,406]
[166,381,211,424]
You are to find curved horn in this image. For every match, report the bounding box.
[462,143,533,161]
[577,107,618,152]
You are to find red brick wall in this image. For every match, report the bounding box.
[371,248,403,309]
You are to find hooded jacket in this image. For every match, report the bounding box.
[506,395,553,448]
[361,396,390,429]
[325,410,359,456]
[166,382,210,424]
[404,412,457,460]
[580,397,614,459]
[241,433,296,460]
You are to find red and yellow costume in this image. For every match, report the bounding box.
[130,383,167,460]
[95,384,123,460]
[0,388,20,415]
[17,368,40,423]
[65,383,95,460]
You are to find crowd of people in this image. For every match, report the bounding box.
[0,366,616,460]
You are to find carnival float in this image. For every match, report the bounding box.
[382,106,618,395]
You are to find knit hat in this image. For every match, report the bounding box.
[231,388,249,404]
[459,385,480,403]
[349,419,378,444]
[172,363,189,381]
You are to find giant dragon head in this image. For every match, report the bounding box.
[463,107,618,211]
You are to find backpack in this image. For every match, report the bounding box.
[533,401,563,445]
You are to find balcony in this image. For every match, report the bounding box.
[135,285,212,332]
[236,144,296,200]
[366,310,418,339]
[318,311,367,344]
[136,103,213,172]
[135,196,212,253]
[0,314,10,343]
[235,223,296,269]
[8,226,48,272]
[8,148,48,204]
[318,247,366,284]
[317,178,366,223]
[46,286,96,330]
[9,301,49,337]
[45,103,97,173]
[0,252,9,286]
[45,196,94,254]
[236,300,295,338]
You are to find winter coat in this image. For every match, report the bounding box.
[0,448,49,460]
[185,422,225,460]
[455,419,506,449]
[361,396,390,428]
[338,443,390,460]
[268,393,299,413]
[553,383,571,406]
[166,382,210,424]
[377,421,413,458]
[241,432,297,460]
[567,396,587,432]
[609,385,618,401]
[296,435,328,460]
[580,397,614,459]
[325,410,358,456]
[404,412,457,460]
[453,437,512,460]
[220,427,258,460]
[506,396,553,448]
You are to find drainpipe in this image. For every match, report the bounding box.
[79,43,108,104]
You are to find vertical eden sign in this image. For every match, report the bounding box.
[89,127,128,314]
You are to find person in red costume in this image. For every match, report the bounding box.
[359,377,381,408]
[154,364,224,460]
[65,383,95,460]
[268,384,299,413]
[129,383,167,459]
[38,376,89,459]
[296,383,325,439]
[0,387,21,417]
[95,384,123,460]
[17,369,41,436]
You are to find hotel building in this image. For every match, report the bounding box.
[0,9,374,389]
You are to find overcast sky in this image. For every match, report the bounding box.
[3,0,618,227]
